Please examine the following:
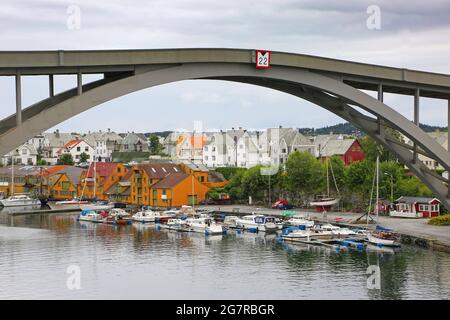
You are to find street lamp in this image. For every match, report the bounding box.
[384,172,394,206]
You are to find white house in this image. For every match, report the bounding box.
[84,129,123,162]
[2,143,38,166]
[56,138,95,163]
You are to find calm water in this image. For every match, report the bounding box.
[1,211,450,300]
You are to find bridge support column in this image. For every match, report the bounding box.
[377,83,383,135]
[448,99,450,198]
[49,75,54,97]
[413,88,420,163]
[15,72,22,127]
[77,71,82,95]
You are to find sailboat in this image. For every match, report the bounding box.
[0,153,40,207]
[366,155,401,247]
[310,158,340,211]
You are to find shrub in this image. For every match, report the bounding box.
[428,214,450,226]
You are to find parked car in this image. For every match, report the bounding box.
[272,200,294,210]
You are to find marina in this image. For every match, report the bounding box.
[1,210,450,299]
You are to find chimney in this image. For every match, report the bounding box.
[55,129,60,138]
[279,125,282,129]
[108,128,111,133]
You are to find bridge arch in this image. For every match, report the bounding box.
[1,54,450,208]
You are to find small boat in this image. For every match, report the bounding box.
[0,194,41,207]
[161,218,190,231]
[80,201,114,211]
[222,215,240,228]
[102,208,132,225]
[367,226,401,247]
[77,209,105,222]
[185,216,223,235]
[235,214,277,232]
[285,215,314,228]
[132,208,174,223]
[282,229,335,242]
[312,223,357,236]
[310,197,340,211]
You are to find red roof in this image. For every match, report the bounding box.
[84,162,120,179]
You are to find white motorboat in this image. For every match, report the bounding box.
[77,209,104,222]
[312,223,357,236]
[235,214,277,232]
[222,215,240,228]
[161,218,190,231]
[286,215,315,228]
[80,201,114,211]
[132,209,173,223]
[282,229,335,242]
[0,194,41,207]
[185,216,223,235]
[47,198,88,211]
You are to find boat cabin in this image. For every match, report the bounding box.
[392,196,440,218]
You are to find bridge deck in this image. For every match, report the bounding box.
[0,48,449,99]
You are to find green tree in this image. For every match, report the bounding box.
[57,153,75,165]
[285,151,325,201]
[37,159,48,166]
[397,176,432,198]
[360,133,400,162]
[79,152,89,163]
[149,135,163,155]
[344,160,375,201]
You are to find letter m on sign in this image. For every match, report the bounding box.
[256,50,270,69]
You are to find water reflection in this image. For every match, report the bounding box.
[0,213,450,299]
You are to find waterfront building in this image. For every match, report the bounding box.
[49,166,84,200]
[393,196,441,218]
[104,170,132,203]
[78,162,128,200]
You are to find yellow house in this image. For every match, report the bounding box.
[78,162,127,199]
[150,172,210,207]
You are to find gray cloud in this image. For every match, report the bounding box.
[0,0,449,132]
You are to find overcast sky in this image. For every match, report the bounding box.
[1,0,450,133]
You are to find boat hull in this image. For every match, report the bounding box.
[367,233,400,247]
[0,199,41,207]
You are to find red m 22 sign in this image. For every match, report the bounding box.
[256,50,270,69]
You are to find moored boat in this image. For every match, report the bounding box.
[0,194,41,207]
[235,214,277,232]
[77,209,106,222]
[285,215,315,228]
[185,216,223,235]
[47,198,89,211]
[80,201,114,211]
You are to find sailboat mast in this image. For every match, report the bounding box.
[93,159,97,200]
[326,158,330,197]
[11,154,14,196]
[375,155,379,221]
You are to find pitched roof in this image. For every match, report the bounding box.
[60,166,84,186]
[85,162,120,178]
[43,132,76,148]
[319,139,356,157]
[137,163,182,179]
[151,173,189,189]
[396,196,440,204]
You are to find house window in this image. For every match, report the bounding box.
[212,156,216,161]
[212,147,216,152]
[85,147,89,152]
[77,146,81,151]
[22,149,27,155]
[205,156,209,161]
[204,146,208,151]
